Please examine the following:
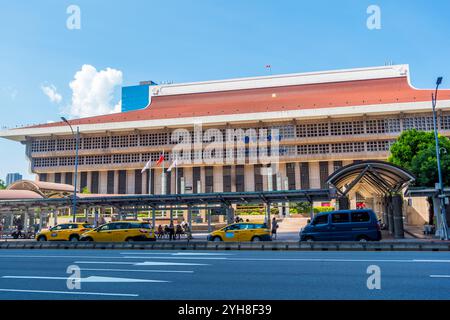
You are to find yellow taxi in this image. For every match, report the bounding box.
[207,222,271,242]
[80,221,156,242]
[36,223,93,242]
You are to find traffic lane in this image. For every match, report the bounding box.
[0,250,210,300]
[0,250,450,299]
[123,252,450,300]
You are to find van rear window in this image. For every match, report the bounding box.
[351,212,370,222]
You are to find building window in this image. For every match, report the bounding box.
[65,172,73,185]
[107,171,115,194]
[254,165,263,192]
[223,166,232,192]
[134,169,142,194]
[193,167,201,193]
[91,171,99,194]
[333,161,343,173]
[80,172,88,191]
[118,170,126,194]
[286,163,296,190]
[300,162,310,190]
[235,165,245,192]
[319,162,329,189]
[205,166,214,193]
[441,115,450,130]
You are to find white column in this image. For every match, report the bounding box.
[244,165,254,192]
[53,209,58,226]
[214,166,223,192]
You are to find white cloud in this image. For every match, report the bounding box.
[41,84,62,103]
[67,64,123,118]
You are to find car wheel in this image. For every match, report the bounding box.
[126,237,134,242]
[69,235,79,242]
[83,237,93,242]
[37,235,47,242]
[213,236,222,242]
[357,235,370,242]
[251,236,261,242]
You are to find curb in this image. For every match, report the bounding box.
[0,241,449,251]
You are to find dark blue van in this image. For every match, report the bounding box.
[299,209,382,242]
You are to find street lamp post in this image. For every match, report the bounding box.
[431,77,449,240]
[61,117,80,223]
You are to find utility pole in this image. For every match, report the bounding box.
[431,77,449,240]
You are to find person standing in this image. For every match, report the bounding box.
[271,217,279,240]
[168,222,175,241]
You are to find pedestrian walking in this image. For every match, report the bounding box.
[271,217,279,240]
[168,222,175,241]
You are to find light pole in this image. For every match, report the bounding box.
[431,77,449,240]
[61,117,80,223]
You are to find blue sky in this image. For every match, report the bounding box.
[1,0,450,181]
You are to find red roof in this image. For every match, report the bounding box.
[27,76,450,129]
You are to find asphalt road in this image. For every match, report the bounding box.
[0,249,449,300]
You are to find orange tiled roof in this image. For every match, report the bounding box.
[26,76,450,129]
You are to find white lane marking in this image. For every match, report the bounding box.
[227,258,450,263]
[121,252,233,256]
[81,268,194,273]
[0,255,137,259]
[0,288,138,297]
[136,261,208,266]
[122,256,227,260]
[2,276,168,283]
[414,260,450,263]
[430,275,450,278]
[74,260,209,266]
[74,261,134,265]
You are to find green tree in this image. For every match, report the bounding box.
[388,129,450,188]
[0,179,6,190]
[81,186,91,194]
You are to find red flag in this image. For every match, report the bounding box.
[156,154,165,166]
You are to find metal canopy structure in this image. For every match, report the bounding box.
[326,160,416,198]
[0,189,330,214]
[405,187,450,198]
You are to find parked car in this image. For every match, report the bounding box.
[207,222,271,242]
[36,223,93,241]
[80,221,156,242]
[299,209,382,242]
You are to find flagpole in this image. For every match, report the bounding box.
[175,155,178,194]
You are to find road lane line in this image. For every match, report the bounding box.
[0,255,136,259]
[227,258,450,263]
[430,275,450,278]
[136,261,209,266]
[81,268,194,273]
[74,261,134,265]
[414,260,450,263]
[74,260,209,266]
[0,288,138,297]
[121,252,233,256]
[122,256,227,260]
[2,276,168,283]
